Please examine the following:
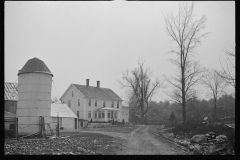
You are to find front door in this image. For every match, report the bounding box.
[111,111,113,119]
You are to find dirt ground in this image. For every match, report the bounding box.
[63,125,189,155]
[5,132,124,155]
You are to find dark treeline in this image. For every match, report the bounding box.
[129,93,235,124]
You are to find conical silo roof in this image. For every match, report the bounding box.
[18,57,53,76]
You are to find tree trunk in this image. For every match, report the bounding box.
[182,67,186,123]
[182,101,186,123]
[194,103,196,122]
[141,112,145,124]
[214,98,217,120]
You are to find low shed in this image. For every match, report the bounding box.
[50,103,77,130]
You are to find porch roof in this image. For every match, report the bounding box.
[96,107,120,111]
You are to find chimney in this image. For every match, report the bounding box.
[86,79,89,87]
[97,81,100,88]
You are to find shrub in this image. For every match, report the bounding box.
[165,119,179,127]
[113,121,122,125]
[226,131,235,151]
[170,120,235,139]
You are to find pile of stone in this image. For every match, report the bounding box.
[156,125,233,155]
[190,132,227,144]
[205,132,217,143]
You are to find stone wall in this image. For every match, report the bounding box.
[87,123,112,128]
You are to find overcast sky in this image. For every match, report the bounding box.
[5,1,235,103]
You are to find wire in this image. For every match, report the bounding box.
[18,119,39,129]
[13,78,18,84]
[52,80,60,100]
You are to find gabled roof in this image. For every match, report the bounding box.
[4,82,18,101]
[72,84,122,101]
[51,103,78,118]
[18,57,53,76]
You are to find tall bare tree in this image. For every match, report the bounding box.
[201,69,227,120]
[215,44,235,88]
[163,2,209,123]
[119,61,163,124]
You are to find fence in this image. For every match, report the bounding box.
[5,116,60,139]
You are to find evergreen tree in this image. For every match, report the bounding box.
[170,111,176,121]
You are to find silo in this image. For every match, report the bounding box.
[17,57,53,135]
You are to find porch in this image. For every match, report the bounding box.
[93,107,121,122]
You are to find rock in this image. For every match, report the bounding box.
[216,135,227,143]
[190,134,207,144]
[205,132,217,142]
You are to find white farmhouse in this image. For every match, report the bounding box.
[60,79,123,128]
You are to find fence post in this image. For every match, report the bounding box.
[42,117,45,138]
[15,118,18,140]
[39,116,42,138]
[57,112,59,137]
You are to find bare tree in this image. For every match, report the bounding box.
[119,61,163,124]
[201,69,227,120]
[163,2,209,123]
[51,96,59,103]
[215,44,235,88]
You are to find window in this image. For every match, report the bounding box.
[117,102,119,108]
[95,100,97,107]
[89,99,91,106]
[115,112,117,119]
[98,112,101,119]
[77,111,79,118]
[111,101,114,108]
[72,91,74,97]
[103,101,106,107]
[102,112,105,118]
[78,99,80,107]
[88,111,91,118]
[68,100,71,108]
[108,111,110,118]
[95,112,97,118]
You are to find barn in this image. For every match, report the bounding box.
[4,82,18,115]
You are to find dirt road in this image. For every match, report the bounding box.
[72,125,189,155]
